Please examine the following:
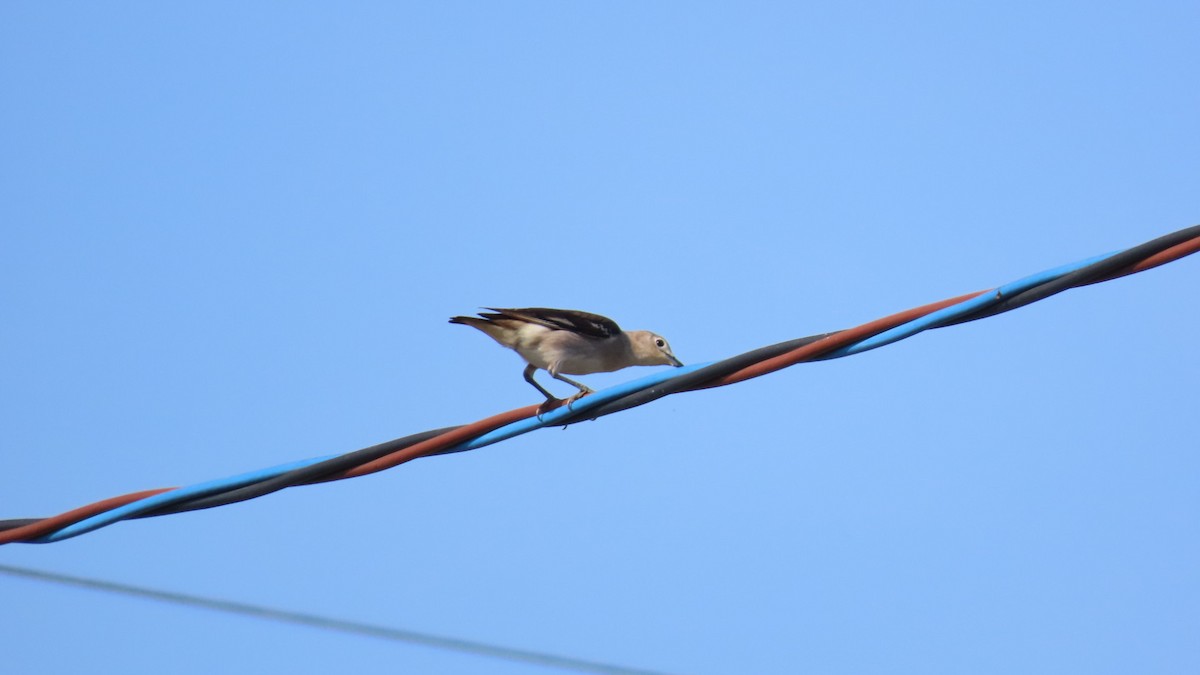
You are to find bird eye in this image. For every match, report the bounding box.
[655,338,666,348]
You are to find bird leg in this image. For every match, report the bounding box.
[523,364,558,401]
[524,365,571,418]
[526,365,594,417]
[548,371,594,411]
[549,371,593,397]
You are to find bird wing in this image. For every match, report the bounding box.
[481,307,621,339]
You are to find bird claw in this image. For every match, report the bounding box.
[536,398,563,420]
[534,390,591,422]
[565,390,592,411]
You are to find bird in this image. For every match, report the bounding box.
[449,307,683,406]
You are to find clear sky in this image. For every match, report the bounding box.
[2,2,1197,674]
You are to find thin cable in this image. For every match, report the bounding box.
[0,564,669,675]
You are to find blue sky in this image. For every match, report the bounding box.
[2,2,1197,673]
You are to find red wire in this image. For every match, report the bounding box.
[697,291,990,389]
[326,405,541,481]
[0,407,546,544]
[4,235,1196,544]
[3,286,987,544]
[0,488,176,545]
[1087,236,1200,285]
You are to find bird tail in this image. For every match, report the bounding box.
[449,314,513,345]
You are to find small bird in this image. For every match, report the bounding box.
[450,307,683,404]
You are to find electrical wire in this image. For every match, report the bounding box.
[0,564,671,675]
[2,225,1197,545]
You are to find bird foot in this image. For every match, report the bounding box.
[536,397,565,420]
[565,390,591,411]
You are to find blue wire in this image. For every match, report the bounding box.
[458,363,716,451]
[24,245,1146,542]
[818,251,1117,359]
[35,365,723,541]
[34,368,719,542]
[35,456,335,543]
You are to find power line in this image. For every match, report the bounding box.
[2,225,1198,545]
[0,563,672,675]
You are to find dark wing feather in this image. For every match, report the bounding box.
[482,307,621,338]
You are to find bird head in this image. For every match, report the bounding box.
[629,331,683,367]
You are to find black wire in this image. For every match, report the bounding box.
[571,225,1200,421]
[0,518,40,530]
[940,224,1200,327]
[561,332,841,423]
[136,426,462,517]
[4,226,1197,535]
[167,333,851,515]
[0,427,463,531]
[153,334,845,514]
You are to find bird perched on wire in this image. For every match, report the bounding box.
[450,307,683,407]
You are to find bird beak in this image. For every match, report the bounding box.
[668,355,683,367]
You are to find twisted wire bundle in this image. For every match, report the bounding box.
[3,225,1197,545]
